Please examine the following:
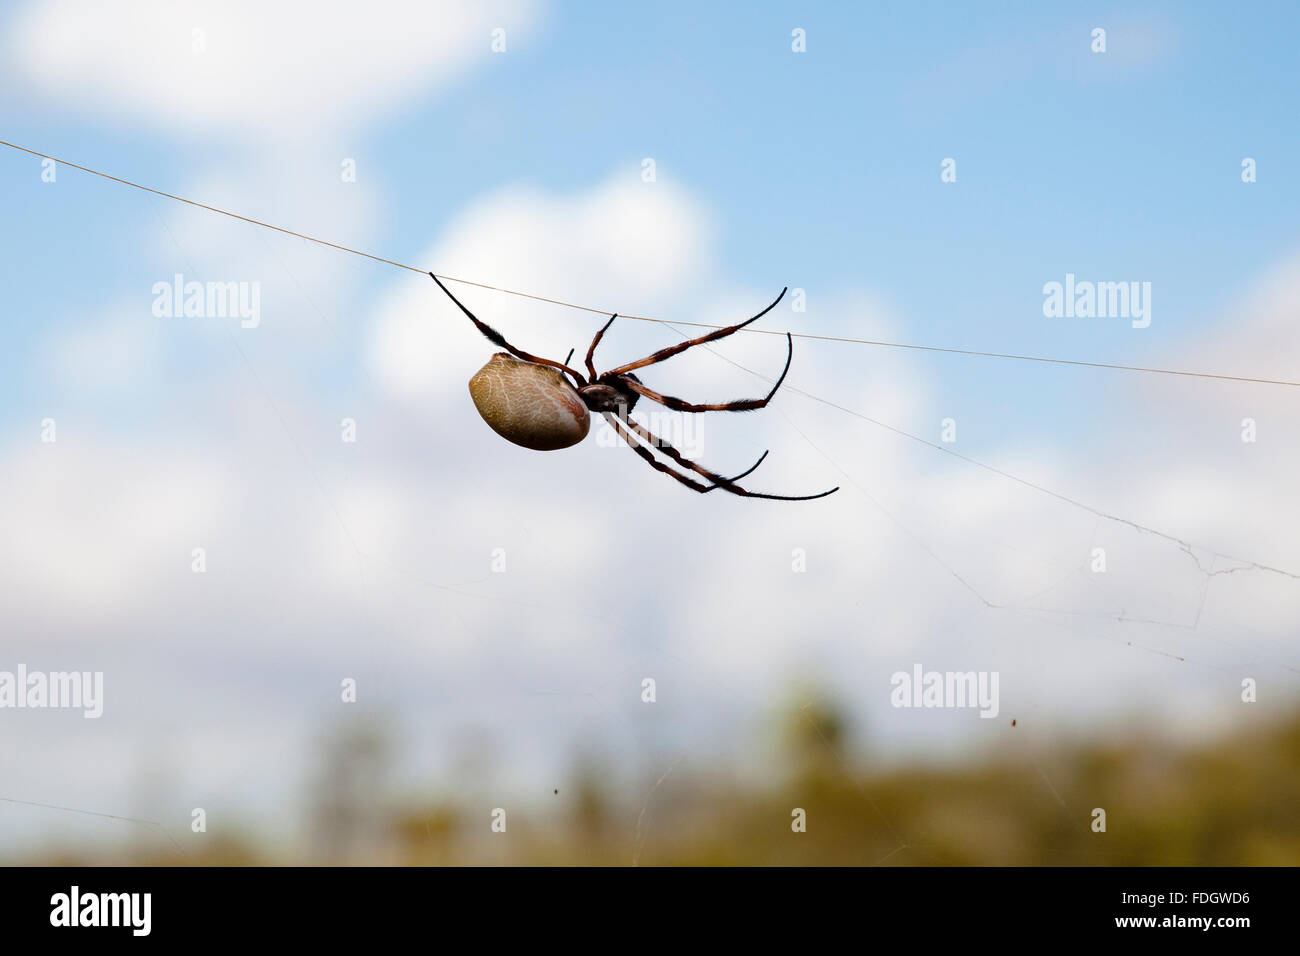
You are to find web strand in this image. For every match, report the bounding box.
[3,138,1297,389]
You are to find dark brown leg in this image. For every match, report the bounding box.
[602,413,714,493]
[585,314,617,380]
[602,287,786,376]
[619,332,794,412]
[612,407,768,487]
[430,273,587,386]
[603,412,838,501]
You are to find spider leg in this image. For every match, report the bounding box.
[718,449,769,484]
[611,407,768,489]
[429,273,587,386]
[602,287,787,376]
[603,412,838,501]
[585,314,617,380]
[620,332,794,413]
[602,413,714,493]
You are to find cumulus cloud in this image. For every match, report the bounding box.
[8,156,1300,852]
[368,169,713,402]
[3,0,546,353]
[138,155,386,332]
[7,0,541,140]
[4,1,1295,860]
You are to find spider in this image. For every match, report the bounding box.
[430,274,838,501]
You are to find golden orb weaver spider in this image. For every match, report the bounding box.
[431,274,838,501]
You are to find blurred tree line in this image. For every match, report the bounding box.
[22,699,1300,866]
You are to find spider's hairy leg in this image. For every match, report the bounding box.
[613,408,768,489]
[585,314,617,380]
[621,332,795,413]
[604,412,838,501]
[429,273,587,386]
[602,287,787,376]
[602,413,714,493]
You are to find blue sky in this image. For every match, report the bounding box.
[1,1,1298,853]
[5,2,1299,439]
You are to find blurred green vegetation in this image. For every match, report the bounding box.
[19,700,1300,866]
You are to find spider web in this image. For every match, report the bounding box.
[6,176,1299,868]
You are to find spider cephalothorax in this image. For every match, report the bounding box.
[432,273,837,501]
[575,377,641,415]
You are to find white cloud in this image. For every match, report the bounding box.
[0,441,234,622]
[368,170,713,402]
[1173,251,1300,387]
[8,153,1300,854]
[139,156,386,333]
[7,0,541,140]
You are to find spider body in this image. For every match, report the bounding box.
[467,355,645,450]
[433,274,837,501]
[468,353,591,450]
[574,377,641,415]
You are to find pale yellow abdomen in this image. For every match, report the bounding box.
[467,353,590,451]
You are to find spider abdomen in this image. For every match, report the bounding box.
[467,352,591,451]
